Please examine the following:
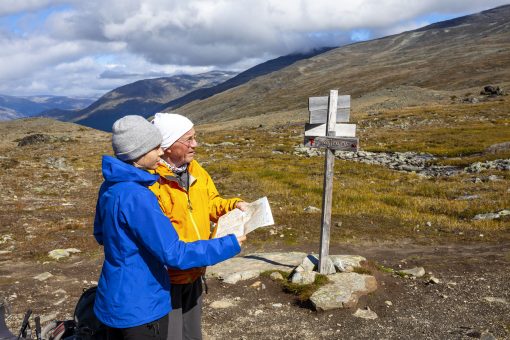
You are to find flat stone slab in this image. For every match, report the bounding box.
[207,252,369,284]
[310,273,378,311]
[207,252,307,283]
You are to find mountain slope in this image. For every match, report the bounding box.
[175,5,510,124]
[73,71,236,131]
[159,47,334,112]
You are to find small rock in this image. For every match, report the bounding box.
[465,329,482,338]
[269,272,284,281]
[428,276,440,284]
[254,310,264,316]
[384,301,393,306]
[48,248,81,260]
[335,221,343,227]
[300,255,318,272]
[401,267,426,278]
[480,332,497,340]
[290,271,316,285]
[483,296,508,304]
[304,206,321,213]
[210,300,235,309]
[223,270,260,284]
[498,209,510,216]
[272,303,283,308]
[472,213,500,221]
[250,281,262,288]
[34,272,53,281]
[425,221,432,227]
[53,298,66,306]
[53,289,67,295]
[353,307,378,320]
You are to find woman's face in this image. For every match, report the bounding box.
[133,146,164,170]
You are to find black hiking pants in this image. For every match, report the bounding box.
[106,314,169,340]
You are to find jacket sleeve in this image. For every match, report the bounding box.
[121,189,241,269]
[203,169,242,223]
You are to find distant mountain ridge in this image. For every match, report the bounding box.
[0,95,94,121]
[69,71,237,131]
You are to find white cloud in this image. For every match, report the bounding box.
[0,0,508,97]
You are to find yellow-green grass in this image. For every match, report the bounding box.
[197,97,510,245]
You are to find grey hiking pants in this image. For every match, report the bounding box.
[167,278,203,340]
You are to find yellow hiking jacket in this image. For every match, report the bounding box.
[149,160,241,284]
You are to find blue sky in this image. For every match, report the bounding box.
[0,0,508,98]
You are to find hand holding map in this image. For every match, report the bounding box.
[214,197,274,238]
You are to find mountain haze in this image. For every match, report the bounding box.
[0,95,94,121]
[174,5,510,124]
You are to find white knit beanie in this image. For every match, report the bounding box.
[112,115,162,161]
[152,112,194,149]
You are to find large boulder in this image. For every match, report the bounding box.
[310,273,377,311]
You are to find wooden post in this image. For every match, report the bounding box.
[318,90,338,274]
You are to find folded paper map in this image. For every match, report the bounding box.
[214,197,274,238]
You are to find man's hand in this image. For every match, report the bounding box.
[237,235,247,246]
[236,201,248,211]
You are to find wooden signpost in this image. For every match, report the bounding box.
[304,90,359,274]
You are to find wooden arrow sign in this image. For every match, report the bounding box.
[304,136,359,151]
[308,95,350,124]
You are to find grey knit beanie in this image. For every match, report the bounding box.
[112,115,162,161]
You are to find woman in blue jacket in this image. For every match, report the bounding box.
[93,115,244,339]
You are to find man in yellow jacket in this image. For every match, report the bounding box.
[150,112,247,340]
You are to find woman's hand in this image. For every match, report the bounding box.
[237,235,247,246]
[236,201,248,211]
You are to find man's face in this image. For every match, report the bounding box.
[164,127,198,167]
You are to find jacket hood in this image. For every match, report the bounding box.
[101,155,159,186]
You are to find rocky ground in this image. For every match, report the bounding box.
[0,118,509,339]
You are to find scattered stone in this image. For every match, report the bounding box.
[290,271,316,285]
[269,272,284,281]
[353,307,378,320]
[483,296,508,304]
[272,303,283,308]
[300,255,317,272]
[425,221,432,227]
[427,276,440,284]
[330,255,366,272]
[210,300,235,309]
[253,310,264,316]
[223,270,260,284]
[34,272,53,281]
[384,301,393,306]
[250,281,262,288]
[480,85,504,96]
[480,332,497,340]
[0,251,11,255]
[498,209,510,216]
[335,221,343,227]
[17,134,51,147]
[48,248,81,260]
[485,141,510,154]
[53,297,66,306]
[310,273,377,310]
[466,329,482,338]
[401,267,426,278]
[455,195,480,201]
[304,206,321,213]
[53,289,67,295]
[472,213,500,221]
[46,157,71,170]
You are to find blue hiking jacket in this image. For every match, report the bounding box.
[93,156,240,328]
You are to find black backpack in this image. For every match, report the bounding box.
[72,286,106,340]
